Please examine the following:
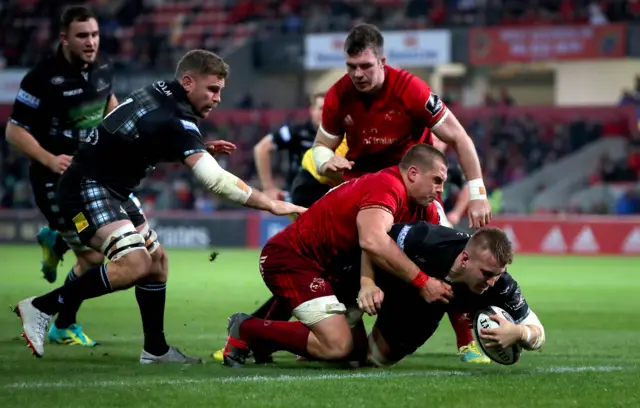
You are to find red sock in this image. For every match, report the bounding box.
[448,311,474,348]
[239,317,310,357]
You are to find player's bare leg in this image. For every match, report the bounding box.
[15,220,151,357]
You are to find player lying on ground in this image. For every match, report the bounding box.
[222,144,453,367]
[5,6,120,346]
[359,223,545,367]
[13,49,305,363]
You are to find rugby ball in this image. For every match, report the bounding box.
[472,306,522,365]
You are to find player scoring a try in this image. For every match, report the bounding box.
[358,223,545,367]
[13,49,305,363]
[231,23,487,363]
[223,144,453,367]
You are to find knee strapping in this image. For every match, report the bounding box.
[100,224,146,261]
[292,295,347,326]
[138,224,159,255]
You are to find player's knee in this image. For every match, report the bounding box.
[147,245,168,282]
[74,249,105,272]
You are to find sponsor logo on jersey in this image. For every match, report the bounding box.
[16,89,40,109]
[63,88,84,97]
[72,212,89,233]
[180,120,201,134]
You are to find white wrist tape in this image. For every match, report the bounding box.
[192,152,252,204]
[468,178,487,201]
[312,145,335,173]
[520,310,545,350]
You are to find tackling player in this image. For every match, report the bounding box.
[212,99,349,363]
[222,144,452,367]
[6,6,120,347]
[312,23,490,363]
[358,224,545,367]
[13,49,305,363]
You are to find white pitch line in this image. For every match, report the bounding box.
[2,365,632,390]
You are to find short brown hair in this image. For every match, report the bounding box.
[399,144,448,172]
[344,23,384,57]
[60,5,96,31]
[309,91,325,106]
[467,227,514,267]
[175,50,229,79]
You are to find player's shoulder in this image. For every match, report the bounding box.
[21,54,60,85]
[327,73,355,101]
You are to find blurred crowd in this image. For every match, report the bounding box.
[3,0,640,70]
[2,105,637,213]
[1,0,639,215]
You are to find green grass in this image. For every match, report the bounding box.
[0,246,639,408]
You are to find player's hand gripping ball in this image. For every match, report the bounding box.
[473,306,522,365]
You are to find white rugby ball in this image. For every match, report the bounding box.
[472,306,522,365]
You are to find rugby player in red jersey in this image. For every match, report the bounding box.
[222,145,451,367]
[311,23,491,363]
[312,23,490,228]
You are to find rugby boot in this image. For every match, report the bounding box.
[140,346,204,364]
[14,297,52,358]
[222,312,252,368]
[37,226,63,283]
[213,347,274,364]
[459,341,491,364]
[48,322,97,347]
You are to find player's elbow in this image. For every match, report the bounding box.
[254,136,273,155]
[358,231,386,254]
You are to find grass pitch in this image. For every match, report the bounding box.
[0,246,638,407]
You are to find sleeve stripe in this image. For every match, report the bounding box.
[319,124,342,140]
[430,108,450,130]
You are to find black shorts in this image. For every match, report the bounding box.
[30,172,66,231]
[374,272,447,361]
[289,169,331,208]
[57,171,146,245]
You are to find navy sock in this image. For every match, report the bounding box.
[54,268,83,329]
[32,264,112,316]
[135,282,169,356]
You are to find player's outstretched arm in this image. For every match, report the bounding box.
[5,122,70,174]
[431,111,492,228]
[184,152,306,216]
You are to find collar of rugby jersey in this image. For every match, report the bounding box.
[166,79,201,122]
[55,45,98,79]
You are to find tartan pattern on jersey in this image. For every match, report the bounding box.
[102,87,160,141]
[78,178,127,230]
